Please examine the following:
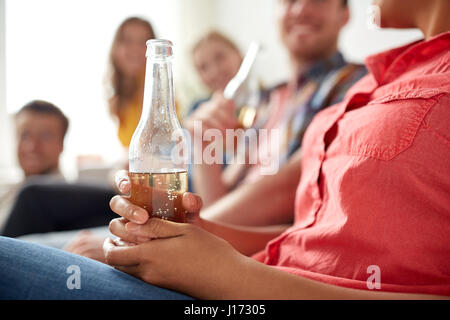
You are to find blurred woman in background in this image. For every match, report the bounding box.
[188,31,243,114]
[106,17,156,147]
[0,17,158,247]
[183,31,244,193]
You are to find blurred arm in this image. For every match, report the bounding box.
[201,148,302,226]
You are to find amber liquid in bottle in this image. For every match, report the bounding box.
[237,105,257,129]
[129,170,188,223]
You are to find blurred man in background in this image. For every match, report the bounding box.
[0,100,68,231]
[185,0,367,225]
[1,99,117,239]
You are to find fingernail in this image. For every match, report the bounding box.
[119,180,129,190]
[133,211,145,222]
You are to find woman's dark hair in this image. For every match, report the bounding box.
[107,17,156,118]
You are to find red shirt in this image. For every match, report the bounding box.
[254,31,450,296]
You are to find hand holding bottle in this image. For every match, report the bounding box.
[110,169,203,244]
[184,91,240,143]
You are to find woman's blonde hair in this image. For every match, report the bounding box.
[192,30,241,58]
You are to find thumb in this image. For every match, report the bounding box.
[182,192,203,214]
[114,170,131,194]
[125,218,184,239]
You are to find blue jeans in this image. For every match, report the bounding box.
[0,236,193,300]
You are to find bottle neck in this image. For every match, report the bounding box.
[129,40,187,173]
[141,57,177,129]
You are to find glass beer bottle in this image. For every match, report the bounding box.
[128,39,188,223]
[223,41,261,129]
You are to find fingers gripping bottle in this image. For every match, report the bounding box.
[129,40,188,223]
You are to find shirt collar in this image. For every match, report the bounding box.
[365,30,450,85]
[298,51,346,86]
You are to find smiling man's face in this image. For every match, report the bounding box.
[15,111,64,177]
[277,0,349,61]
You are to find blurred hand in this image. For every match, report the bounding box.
[184,91,239,141]
[64,230,107,263]
[109,170,203,244]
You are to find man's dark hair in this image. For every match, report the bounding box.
[16,100,69,138]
